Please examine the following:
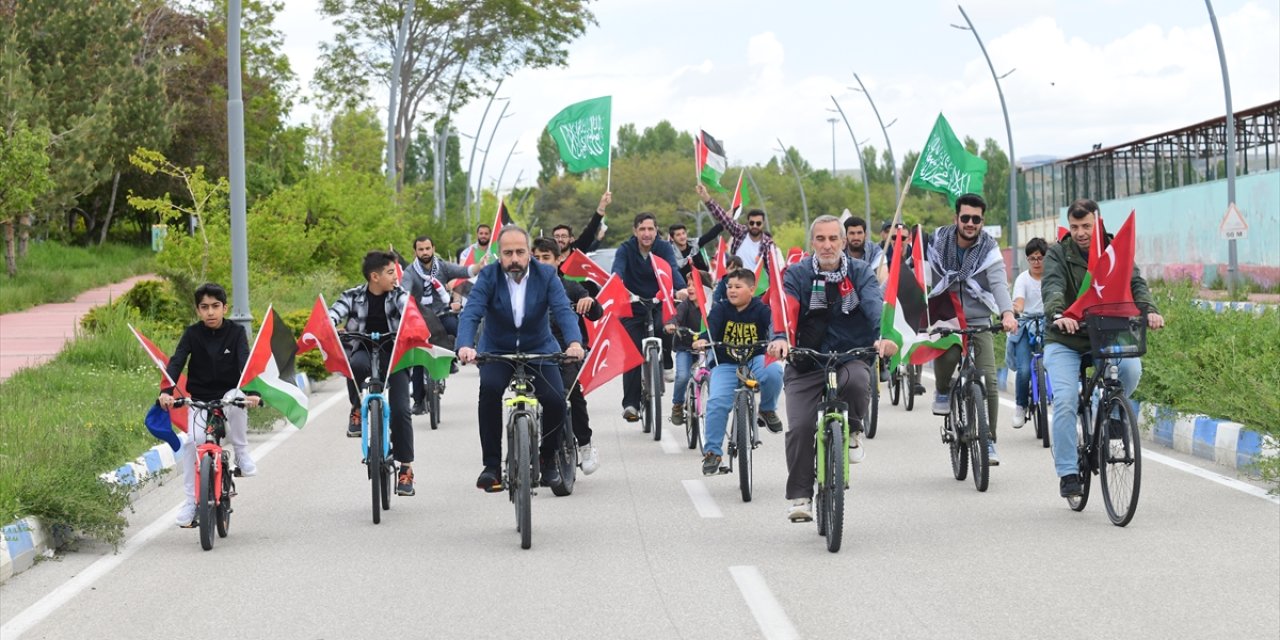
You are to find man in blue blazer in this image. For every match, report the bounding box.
[457,226,585,492]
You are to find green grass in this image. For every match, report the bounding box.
[0,241,155,313]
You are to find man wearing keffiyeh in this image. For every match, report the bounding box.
[927,193,1018,465]
[766,215,897,524]
[402,235,480,414]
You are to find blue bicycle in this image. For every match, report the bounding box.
[1022,314,1052,449]
[340,330,397,524]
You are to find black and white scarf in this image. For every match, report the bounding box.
[929,224,1001,311]
[411,258,447,302]
[808,254,859,314]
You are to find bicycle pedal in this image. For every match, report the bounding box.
[717,466,732,475]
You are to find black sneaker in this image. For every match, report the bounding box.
[540,456,562,488]
[476,467,503,493]
[760,410,783,434]
[396,466,415,496]
[347,407,362,438]
[412,400,426,416]
[1059,474,1083,498]
[912,383,927,396]
[702,452,722,476]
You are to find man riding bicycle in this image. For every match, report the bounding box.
[329,251,417,496]
[767,215,896,523]
[402,235,478,414]
[456,226,585,492]
[1043,199,1164,498]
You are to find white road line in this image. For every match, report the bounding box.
[729,565,799,640]
[920,371,1277,503]
[681,479,723,518]
[660,425,685,454]
[1,390,347,639]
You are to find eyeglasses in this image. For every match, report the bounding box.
[959,214,984,225]
[1027,256,1044,262]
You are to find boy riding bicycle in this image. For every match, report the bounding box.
[158,283,261,528]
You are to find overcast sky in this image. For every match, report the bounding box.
[277,0,1280,192]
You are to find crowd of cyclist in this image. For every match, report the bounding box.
[161,181,1163,526]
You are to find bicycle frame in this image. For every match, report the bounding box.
[1024,315,1050,407]
[180,399,240,511]
[341,332,395,463]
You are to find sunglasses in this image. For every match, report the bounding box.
[747,221,764,227]
[959,214,984,225]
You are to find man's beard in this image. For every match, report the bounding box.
[505,262,528,279]
[848,239,864,251]
[749,230,762,239]
[417,255,433,266]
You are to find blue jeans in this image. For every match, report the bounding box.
[703,355,782,456]
[672,350,694,404]
[1012,334,1033,408]
[1045,343,1142,478]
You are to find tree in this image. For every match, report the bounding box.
[901,149,920,184]
[536,129,562,186]
[314,0,596,191]
[980,137,1010,231]
[860,145,882,183]
[0,120,54,276]
[614,123,639,158]
[318,107,386,175]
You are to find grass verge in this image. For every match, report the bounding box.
[0,242,154,314]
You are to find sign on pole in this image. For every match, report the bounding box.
[1219,202,1248,240]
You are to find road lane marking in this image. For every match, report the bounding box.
[1,390,347,639]
[681,479,723,518]
[920,371,1277,503]
[729,565,799,640]
[660,424,685,454]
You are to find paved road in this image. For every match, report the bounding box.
[3,367,1277,639]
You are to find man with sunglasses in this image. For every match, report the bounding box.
[696,184,775,273]
[927,193,1017,465]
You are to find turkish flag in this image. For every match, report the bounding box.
[586,274,633,344]
[560,249,609,288]
[1063,210,1139,321]
[712,237,728,280]
[578,313,644,396]
[650,252,677,322]
[690,267,711,330]
[296,295,355,379]
[786,246,804,265]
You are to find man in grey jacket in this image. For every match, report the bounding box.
[402,235,478,413]
[927,193,1017,464]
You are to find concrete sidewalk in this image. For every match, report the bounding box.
[0,274,158,382]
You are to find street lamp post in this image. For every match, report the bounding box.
[463,81,504,227]
[474,101,513,225]
[1205,0,1239,296]
[775,138,810,230]
[851,73,900,204]
[828,99,873,227]
[494,140,520,202]
[226,0,251,331]
[953,5,1019,266]
[826,117,839,176]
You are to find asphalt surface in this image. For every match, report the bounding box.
[3,367,1278,639]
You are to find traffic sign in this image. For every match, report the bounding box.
[1220,203,1248,240]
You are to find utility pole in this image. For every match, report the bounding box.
[1205,0,1239,296]
[226,0,250,331]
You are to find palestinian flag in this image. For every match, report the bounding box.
[696,130,728,193]
[388,298,456,380]
[483,198,515,262]
[730,169,749,219]
[561,249,609,288]
[880,231,926,369]
[690,267,711,331]
[912,292,964,365]
[239,306,308,428]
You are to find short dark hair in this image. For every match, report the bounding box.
[476,224,491,232]
[845,216,867,232]
[413,235,432,248]
[881,221,892,232]
[668,223,687,235]
[1067,198,1099,220]
[551,224,573,236]
[726,268,757,288]
[954,193,987,214]
[532,237,561,257]
[362,250,397,281]
[725,255,744,271]
[633,212,656,228]
[746,209,766,221]
[1025,237,1049,256]
[194,282,227,306]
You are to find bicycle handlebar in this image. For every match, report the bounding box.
[932,324,1004,337]
[787,346,880,368]
[174,397,246,409]
[472,352,576,365]
[338,330,399,347]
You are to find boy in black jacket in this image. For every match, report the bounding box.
[533,238,605,475]
[158,283,260,528]
[690,269,783,476]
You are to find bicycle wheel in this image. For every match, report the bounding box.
[216,456,232,539]
[1099,395,1141,527]
[905,366,918,412]
[640,352,654,434]
[890,368,902,406]
[1034,359,1050,448]
[735,393,753,503]
[1068,404,1093,512]
[513,415,533,549]
[814,444,827,536]
[865,371,879,439]
[649,349,663,441]
[968,381,990,493]
[428,377,441,431]
[948,390,969,481]
[198,454,215,550]
[552,408,577,497]
[685,378,701,449]
[824,421,845,553]
[368,398,384,525]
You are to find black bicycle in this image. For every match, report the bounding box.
[339,331,397,524]
[1066,305,1147,527]
[420,308,459,431]
[473,352,577,550]
[889,362,922,412]
[174,396,247,551]
[866,357,881,438]
[933,324,1004,493]
[1020,313,1052,449]
[631,296,665,441]
[787,346,878,553]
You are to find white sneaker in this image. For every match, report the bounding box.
[578,443,599,475]
[235,448,257,477]
[1012,406,1027,428]
[175,501,196,527]
[663,368,675,383]
[787,499,813,522]
[849,431,866,464]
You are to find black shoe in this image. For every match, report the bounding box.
[760,410,783,434]
[912,383,927,396]
[347,407,362,438]
[540,457,562,488]
[396,467,416,496]
[412,401,426,416]
[449,361,459,375]
[476,467,503,492]
[1060,474,1083,498]
[702,452,722,476]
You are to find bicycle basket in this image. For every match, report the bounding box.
[1084,303,1146,359]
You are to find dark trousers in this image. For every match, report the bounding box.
[661,331,674,369]
[412,314,458,403]
[621,302,662,409]
[346,343,414,463]
[561,361,592,446]
[478,361,566,469]
[783,359,870,500]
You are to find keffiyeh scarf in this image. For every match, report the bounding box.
[808,254,859,314]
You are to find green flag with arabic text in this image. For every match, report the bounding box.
[546,96,612,173]
[909,113,987,206]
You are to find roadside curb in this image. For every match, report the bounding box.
[1134,400,1277,474]
[1,373,311,584]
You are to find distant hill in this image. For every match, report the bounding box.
[1018,155,1058,168]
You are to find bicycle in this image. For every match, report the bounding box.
[866,357,881,438]
[787,346,878,553]
[339,331,398,525]
[702,341,772,502]
[174,396,247,551]
[933,324,1004,493]
[1020,314,1052,449]
[630,296,665,441]
[420,308,459,431]
[1066,304,1147,527]
[889,362,922,412]
[673,327,710,451]
[473,352,576,549]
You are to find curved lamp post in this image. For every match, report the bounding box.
[775,137,809,230]
[828,98,873,227]
[1205,0,1239,295]
[851,73,900,204]
[463,81,505,227]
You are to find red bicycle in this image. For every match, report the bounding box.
[174,396,246,550]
